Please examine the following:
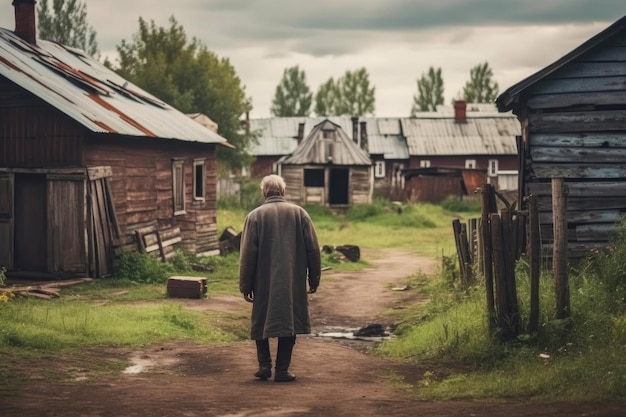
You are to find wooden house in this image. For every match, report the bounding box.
[496,15,626,258]
[0,0,230,278]
[278,119,372,207]
[403,102,520,196]
[403,167,487,203]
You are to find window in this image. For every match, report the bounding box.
[172,159,185,215]
[465,159,476,169]
[193,159,206,201]
[420,160,431,168]
[322,129,335,139]
[304,169,324,187]
[374,161,385,178]
[488,159,499,177]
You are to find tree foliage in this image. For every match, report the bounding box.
[314,78,340,117]
[410,67,444,115]
[462,62,499,103]
[37,0,99,57]
[271,66,312,117]
[110,16,253,169]
[314,68,375,116]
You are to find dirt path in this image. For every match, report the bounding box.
[1,249,624,417]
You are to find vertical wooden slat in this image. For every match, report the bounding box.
[528,193,541,334]
[552,178,571,319]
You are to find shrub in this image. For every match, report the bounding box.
[440,196,481,213]
[113,251,174,283]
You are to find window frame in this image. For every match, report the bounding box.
[488,159,499,177]
[193,158,206,201]
[465,159,476,169]
[172,158,186,215]
[420,160,431,168]
[374,161,385,178]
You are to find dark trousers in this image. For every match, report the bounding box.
[255,336,296,371]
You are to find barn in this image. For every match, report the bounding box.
[496,15,626,258]
[278,119,372,207]
[0,0,230,278]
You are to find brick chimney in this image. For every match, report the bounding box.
[13,0,37,45]
[359,121,368,153]
[297,122,305,144]
[351,116,359,144]
[454,100,467,123]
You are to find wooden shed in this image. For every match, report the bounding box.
[0,1,230,278]
[496,15,626,258]
[403,167,487,204]
[278,119,372,207]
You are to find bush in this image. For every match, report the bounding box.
[440,196,481,213]
[113,252,174,283]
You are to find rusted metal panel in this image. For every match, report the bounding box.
[0,28,228,145]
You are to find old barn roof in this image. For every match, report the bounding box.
[402,116,520,156]
[281,119,371,165]
[496,15,626,113]
[0,28,229,145]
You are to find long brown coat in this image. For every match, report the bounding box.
[239,196,321,340]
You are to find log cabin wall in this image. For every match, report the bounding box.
[84,136,220,256]
[519,31,626,258]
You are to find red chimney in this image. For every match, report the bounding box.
[13,0,37,44]
[454,100,467,123]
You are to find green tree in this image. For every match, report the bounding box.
[271,66,312,117]
[410,66,444,115]
[314,78,340,117]
[37,0,99,57]
[336,68,375,116]
[462,62,499,103]
[111,17,253,169]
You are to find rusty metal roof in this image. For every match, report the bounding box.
[249,116,407,159]
[281,119,371,166]
[402,116,520,156]
[0,29,229,145]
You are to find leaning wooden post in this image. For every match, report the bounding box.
[552,178,570,319]
[527,193,541,334]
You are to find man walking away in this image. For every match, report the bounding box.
[239,174,322,382]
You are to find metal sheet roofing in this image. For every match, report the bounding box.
[402,117,520,156]
[281,119,371,165]
[0,28,229,145]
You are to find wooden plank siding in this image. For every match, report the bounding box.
[519,34,626,258]
[84,136,220,257]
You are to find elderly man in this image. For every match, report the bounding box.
[239,174,321,382]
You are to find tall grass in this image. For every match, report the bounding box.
[376,222,626,402]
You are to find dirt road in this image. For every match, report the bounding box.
[1,249,624,416]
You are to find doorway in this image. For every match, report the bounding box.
[14,173,48,271]
[328,168,349,205]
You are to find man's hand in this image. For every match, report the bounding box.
[243,292,254,303]
[308,287,317,294]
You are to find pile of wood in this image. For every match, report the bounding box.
[218,226,241,255]
[2,278,94,300]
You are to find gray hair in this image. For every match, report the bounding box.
[261,174,286,197]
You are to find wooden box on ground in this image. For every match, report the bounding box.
[167,276,207,299]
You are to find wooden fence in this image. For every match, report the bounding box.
[453,181,573,340]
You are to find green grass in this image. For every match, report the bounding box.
[0,299,239,351]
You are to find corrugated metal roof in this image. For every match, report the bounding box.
[0,29,229,145]
[281,119,371,165]
[402,117,520,156]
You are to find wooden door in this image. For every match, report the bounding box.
[0,173,14,269]
[47,174,87,275]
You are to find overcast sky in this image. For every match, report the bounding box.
[1,1,624,117]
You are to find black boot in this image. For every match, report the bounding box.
[274,336,296,382]
[254,339,272,380]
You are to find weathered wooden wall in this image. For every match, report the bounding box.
[84,136,220,256]
[0,81,84,167]
[281,164,372,207]
[521,32,626,258]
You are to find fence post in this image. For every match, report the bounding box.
[481,185,496,330]
[527,194,541,334]
[552,178,570,319]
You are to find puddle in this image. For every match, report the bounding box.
[122,352,181,374]
[313,326,391,342]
